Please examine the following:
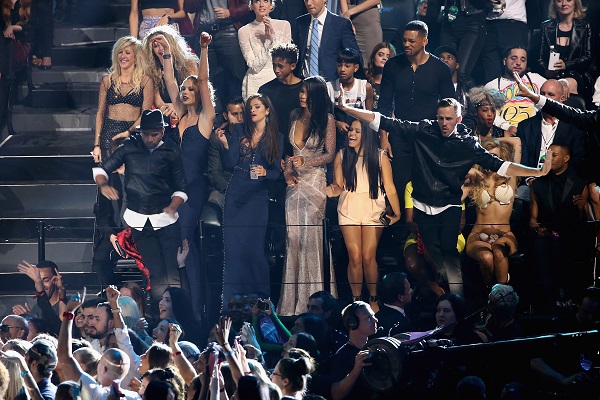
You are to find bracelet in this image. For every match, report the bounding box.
[94,144,100,148]
[223,349,233,357]
[244,371,252,375]
[162,54,172,60]
[111,308,122,313]
[20,370,29,378]
[63,311,75,320]
[32,290,44,299]
[99,182,108,188]
[219,388,225,393]
[173,351,181,357]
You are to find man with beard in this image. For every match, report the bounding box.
[84,302,115,353]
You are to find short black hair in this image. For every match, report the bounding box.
[549,141,571,155]
[503,44,527,59]
[226,96,244,109]
[379,272,408,304]
[308,291,337,313]
[36,260,58,275]
[81,297,105,310]
[97,302,114,321]
[337,48,361,65]
[271,43,299,65]
[405,20,428,38]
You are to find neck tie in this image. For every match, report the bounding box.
[309,19,319,76]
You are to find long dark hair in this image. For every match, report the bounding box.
[302,76,331,148]
[367,42,395,83]
[341,120,380,199]
[243,94,280,165]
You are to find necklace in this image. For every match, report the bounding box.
[298,116,310,126]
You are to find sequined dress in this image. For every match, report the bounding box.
[277,110,337,316]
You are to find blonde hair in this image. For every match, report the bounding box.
[142,25,199,97]
[74,347,102,377]
[1,351,25,399]
[109,36,146,94]
[549,0,586,19]
[468,140,514,206]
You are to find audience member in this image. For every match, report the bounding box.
[529,143,591,307]
[217,94,283,303]
[73,347,101,378]
[438,0,486,83]
[340,96,550,296]
[307,291,348,357]
[482,0,528,82]
[270,355,315,398]
[485,284,523,341]
[328,301,378,400]
[185,0,252,113]
[484,45,546,128]
[516,79,586,201]
[238,0,291,99]
[0,314,28,341]
[13,260,64,336]
[26,339,59,400]
[0,350,28,400]
[339,0,381,68]
[374,272,414,337]
[434,45,474,109]
[434,293,487,345]
[259,43,303,142]
[325,119,400,311]
[538,0,594,101]
[366,42,395,111]
[455,375,487,400]
[378,20,455,215]
[94,109,188,312]
[463,86,506,140]
[129,0,185,39]
[292,0,361,81]
[279,75,336,316]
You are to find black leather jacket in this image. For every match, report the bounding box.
[100,133,187,215]
[378,114,505,207]
[538,18,592,78]
[542,97,599,136]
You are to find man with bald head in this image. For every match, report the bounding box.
[58,294,140,399]
[0,314,28,342]
[515,79,585,202]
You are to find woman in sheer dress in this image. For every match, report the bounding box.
[92,36,153,163]
[238,0,291,99]
[278,76,336,316]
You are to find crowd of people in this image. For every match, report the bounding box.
[2,0,600,398]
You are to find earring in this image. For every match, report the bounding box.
[266,115,270,123]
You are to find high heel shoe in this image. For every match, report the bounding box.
[352,295,362,302]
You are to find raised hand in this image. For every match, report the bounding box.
[513,71,539,103]
[52,268,64,290]
[200,32,212,48]
[215,316,232,347]
[106,285,120,307]
[65,287,86,313]
[168,323,183,345]
[12,303,30,315]
[540,149,552,176]
[177,239,189,268]
[152,34,172,54]
[216,129,229,149]
[17,260,42,286]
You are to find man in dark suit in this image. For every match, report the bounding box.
[373,272,414,338]
[292,0,361,81]
[516,79,585,202]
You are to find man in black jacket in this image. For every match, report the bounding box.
[373,272,414,338]
[338,95,551,295]
[93,109,188,310]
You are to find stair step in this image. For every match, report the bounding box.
[54,24,128,46]
[0,218,94,241]
[31,67,106,85]
[0,183,97,218]
[0,242,93,272]
[53,43,113,68]
[22,83,100,108]
[66,3,130,25]
[0,272,100,294]
[0,132,94,181]
[9,106,96,132]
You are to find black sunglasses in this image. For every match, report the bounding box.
[0,324,24,332]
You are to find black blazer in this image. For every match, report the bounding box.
[292,10,361,81]
[516,112,585,174]
[373,305,414,338]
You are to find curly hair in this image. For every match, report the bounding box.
[142,25,199,98]
[108,36,147,94]
[468,139,514,207]
[467,86,505,111]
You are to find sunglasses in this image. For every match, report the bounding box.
[0,324,24,332]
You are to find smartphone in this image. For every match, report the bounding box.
[257,300,269,311]
[548,51,560,71]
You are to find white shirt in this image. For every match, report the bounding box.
[80,371,141,400]
[538,117,559,168]
[488,0,527,23]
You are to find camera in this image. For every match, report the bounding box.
[257,299,270,311]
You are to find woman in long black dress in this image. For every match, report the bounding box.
[153,32,215,319]
[216,94,283,307]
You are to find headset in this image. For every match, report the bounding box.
[343,302,364,331]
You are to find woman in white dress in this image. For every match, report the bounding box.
[238,0,291,99]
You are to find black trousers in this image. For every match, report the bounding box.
[131,220,182,312]
[413,206,463,295]
[482,19,529,82]
[440,13,486,82]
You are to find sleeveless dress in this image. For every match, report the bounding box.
[338,150,386,226]
[277,111,337,316]
[221,124,283,307]
[171,118,210,319]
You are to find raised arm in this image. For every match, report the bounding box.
[129,0,139,38]
[58,289,87,382]
[197,32,216,139]
[153,34,185,118]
